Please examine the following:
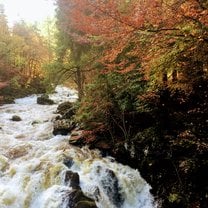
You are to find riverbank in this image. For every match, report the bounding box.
[0,86,155,208]
[60,84,208,208]
[67,119,208,208]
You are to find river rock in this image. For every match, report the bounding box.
[62,108,75,119]
[76,200,98,208]
[64,189,97,208]
[53,119,75,135]
[31,120,41,125]
[96,166,124,207]
[6,144,32,159]
[11,115,22,121]
[64,170,80,189]
[64,158,74,168]
[63,170,97,208]
[37,94,54,105]
[69,129,112,151]
[56,102,75,119]
[0,155,9,171]
[53,101,76,135]
[68,130,85,146]
[68,135,84,146]
[57,101,74,118]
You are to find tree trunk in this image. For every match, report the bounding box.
[162,72,168,85]
[75,67,84,100]
[172,70,178,83]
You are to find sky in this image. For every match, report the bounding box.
[0,0,56,25]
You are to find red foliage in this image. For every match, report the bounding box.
[0,81,8,89]
[57,0,208,72]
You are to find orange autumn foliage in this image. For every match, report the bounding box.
[57,0,208,73]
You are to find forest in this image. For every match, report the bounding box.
[0,0,208,207]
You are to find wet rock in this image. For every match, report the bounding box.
[53,102,76,135]
[64,170,80,189]
[63,170,97,208]
[68,125,114,152]
[69,128,103,147]
[57,102,73,113]
[83,186,100,202]
[55,115,61,120]
[64,158,74,168]
[11,115,21,121]
[92,140,112,150]
[64,189,97,208]
[57,102,74,118]
[3,96,15,104]
[37,94,54,105]
[53,119,75,135]
[6,144,32,159]
[76,200,98,208]
[71,131,80,137]
[0,155,9,171]
[62,108,75,119]
[68,134,85,146]
[69,130,85,145]
[31,120,41,125]
[96,166,124,207]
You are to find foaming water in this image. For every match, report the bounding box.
[0,86,156,208]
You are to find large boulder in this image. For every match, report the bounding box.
[57,101,73,114]
[69,128,112,151]
[53,102,76,135]
[63,170,97,208]
[37,94,54,105]
[95,166,124,207]
[53,119,76,135]
[64,170,80,189]
[68,130,85,146]
[56,101,75,119]
[64,189,97,208]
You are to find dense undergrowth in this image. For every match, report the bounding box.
[0,76,47,103]
[73,72,208,207]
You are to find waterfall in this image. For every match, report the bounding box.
[0,86,156,208]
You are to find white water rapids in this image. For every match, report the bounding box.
[0,86,156,208]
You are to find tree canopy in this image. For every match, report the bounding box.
[0,4,52,102]
[54,2,208,206]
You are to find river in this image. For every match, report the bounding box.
[0,86,156,208]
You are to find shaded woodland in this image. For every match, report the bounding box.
[0,4,53,102]
[0,1,208,207]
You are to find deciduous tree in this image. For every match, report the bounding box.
[57,0,208,88]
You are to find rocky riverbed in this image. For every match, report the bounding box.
[0,86,156,208]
